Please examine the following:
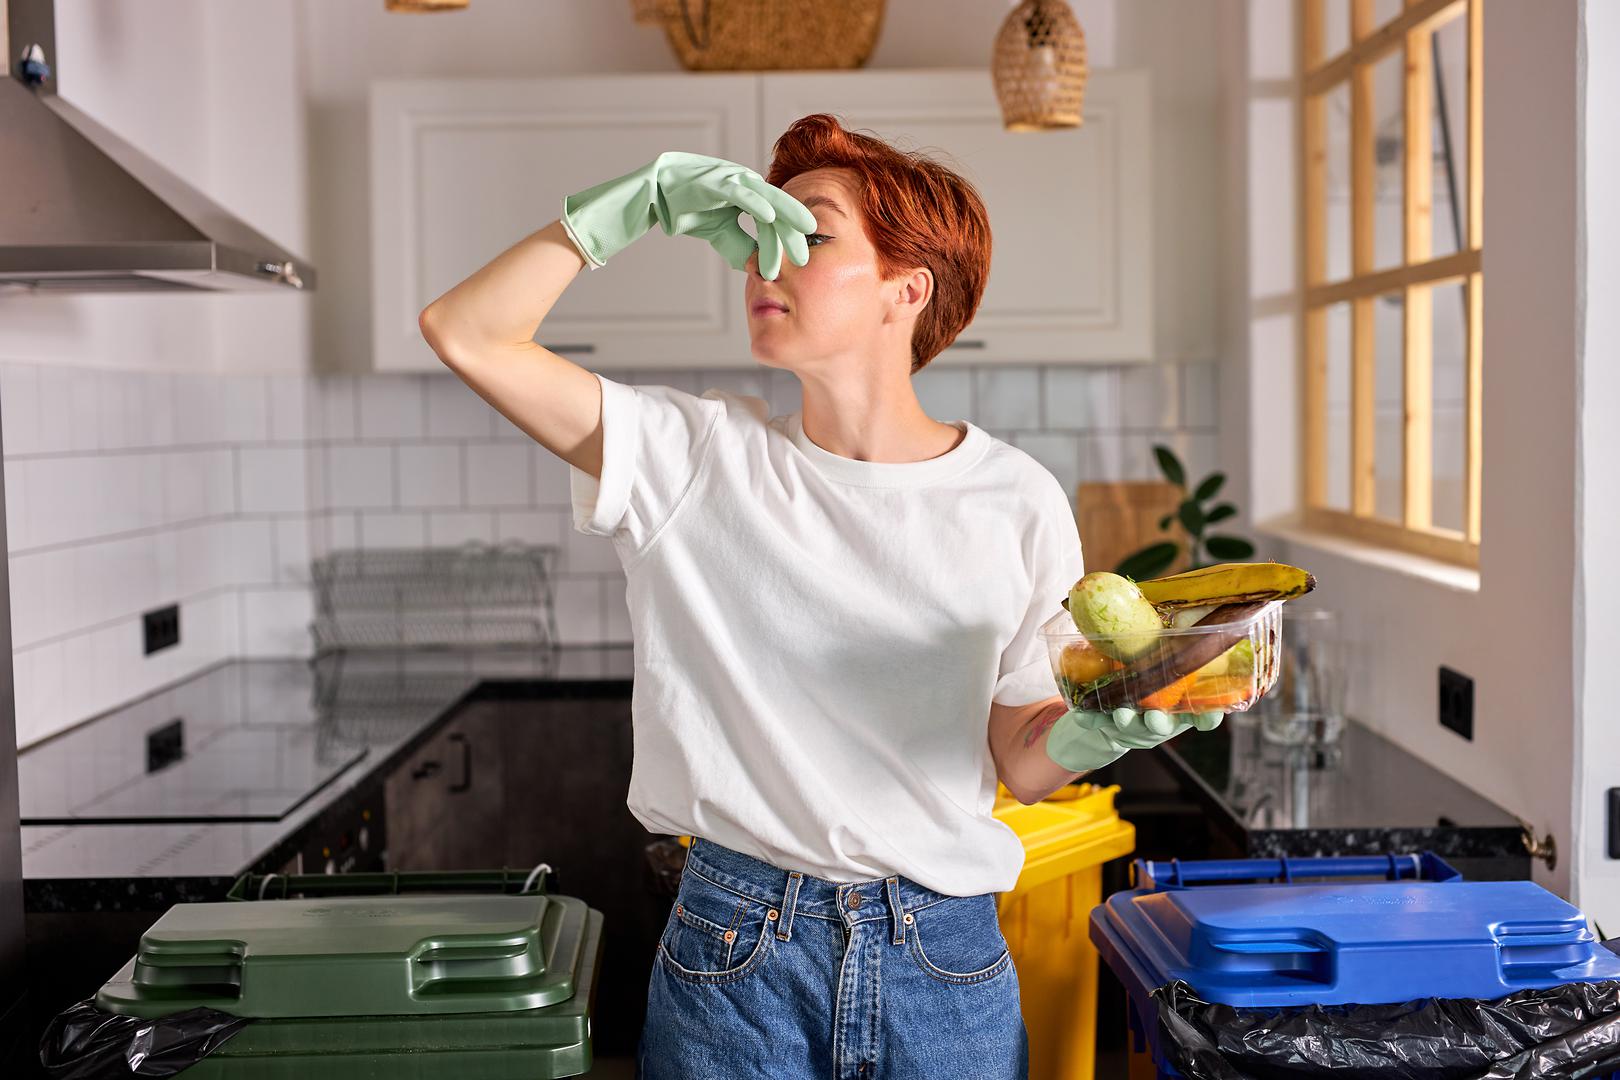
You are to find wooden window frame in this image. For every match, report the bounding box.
[1298,0,1482,567]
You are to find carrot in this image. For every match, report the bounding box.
[1140,674,1253,713]
[1140,671,1199,711]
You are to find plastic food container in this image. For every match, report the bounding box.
[1039,599,1283,715]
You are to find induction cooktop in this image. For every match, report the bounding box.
[17,662,370,826]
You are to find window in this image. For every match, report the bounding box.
[1299,0,1481,566]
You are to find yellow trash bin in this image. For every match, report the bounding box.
[994,782,1136,1080]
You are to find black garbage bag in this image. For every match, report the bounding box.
[1152,979,1620,1080]
[39,999,253,1078]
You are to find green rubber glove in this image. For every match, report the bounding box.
[1044,705,1226,774]
[560,151,817,279]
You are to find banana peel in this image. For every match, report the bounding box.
[1135,561,1316,612]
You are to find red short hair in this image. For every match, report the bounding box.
[764,114,992,375]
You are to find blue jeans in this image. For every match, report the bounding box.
[637,836,1029,1079]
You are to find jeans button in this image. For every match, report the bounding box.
[846,892,863,910]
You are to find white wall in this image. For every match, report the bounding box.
[1226,0,1606,907]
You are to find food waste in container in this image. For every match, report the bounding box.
[1040,600,1283,718]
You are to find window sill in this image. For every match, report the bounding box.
[1252,514,1481,594]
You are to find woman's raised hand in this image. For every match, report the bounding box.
[560,151,817,279]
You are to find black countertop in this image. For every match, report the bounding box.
[1158,713,1529,871]
[21,647,1534,908]
[21,646,633,910]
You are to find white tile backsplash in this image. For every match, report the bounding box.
[318,375,359,440]
[5,358,1218,746]
[465,443,531,507]
[975,366,1042,429]
[357,374,425,439]
[397,444,462,508]
[1181,361,1220,429]
[1044,367,1122,431]
[426,374,498,438]
[141,372,178,448]
[427,510,495,545]
[223,377,270,444]
[0,364,39,456]
[532,444,571,507]
[1119,364,1181,429]
[1010,433,1083,498]
[267,375,309,442]
[913,366,973,422]
[327,445,395,509]
[360,510,426,548]
[174,373,230,446]
[239,446,308,514]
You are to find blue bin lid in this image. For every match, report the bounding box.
[1092,877,1620,1008]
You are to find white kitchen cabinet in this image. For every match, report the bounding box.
[371,68,1151,371]
[760,68,1152,363]
[370,74,761,372]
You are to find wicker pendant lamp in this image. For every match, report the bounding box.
[385,0,469,11]
[992,0,1088,131]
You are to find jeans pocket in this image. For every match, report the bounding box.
[907,893,1013,985]
[657,865,777,984]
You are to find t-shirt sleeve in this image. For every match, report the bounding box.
[567,372,723,560]
[992,474,1087,708]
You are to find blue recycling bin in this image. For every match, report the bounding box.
[1091,853,1620,1079]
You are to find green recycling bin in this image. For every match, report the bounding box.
[88,870,604,1079]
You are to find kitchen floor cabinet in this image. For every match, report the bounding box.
[380,691,661,1058]
[372,68,1151,371]
[383,706,506,872]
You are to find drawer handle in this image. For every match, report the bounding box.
[449,732,472,794]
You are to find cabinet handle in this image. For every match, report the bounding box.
[411,760,442,781]
[449,732,472,794]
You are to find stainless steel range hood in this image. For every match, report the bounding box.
[0,0,316,293]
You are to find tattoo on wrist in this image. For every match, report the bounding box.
[1023,703,1069,748]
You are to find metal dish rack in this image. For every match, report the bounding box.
[309,540,560,656]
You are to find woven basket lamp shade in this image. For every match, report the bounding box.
[992,0,1088,131]
[385,0,469,11]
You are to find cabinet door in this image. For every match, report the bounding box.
[383,725,453,871]
[761,68,1152,362]
[371,75,762,372]
[437,706,508,870]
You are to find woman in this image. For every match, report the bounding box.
[420,114,1224,1080]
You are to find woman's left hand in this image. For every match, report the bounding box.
[1044,705,1226,773]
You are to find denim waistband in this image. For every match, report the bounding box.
[683,836,965,945]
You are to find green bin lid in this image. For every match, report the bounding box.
[96,892,582,1019]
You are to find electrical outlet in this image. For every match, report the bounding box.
[147,718,184,773]
[1439,666,1474,740]
[142,603,179,655]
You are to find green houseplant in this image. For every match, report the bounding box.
[1115,444,1256,580]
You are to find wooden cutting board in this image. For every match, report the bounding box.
[1074,481,1191,576]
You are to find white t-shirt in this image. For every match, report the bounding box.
[568,372,1086,896]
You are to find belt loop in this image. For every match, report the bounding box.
[886,876,906,945]
[777,871,803,942]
